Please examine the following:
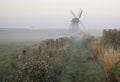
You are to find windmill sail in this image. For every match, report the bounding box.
[70,10,76,17]
[78,10,83,19]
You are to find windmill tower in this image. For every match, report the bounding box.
[69,9,83,32]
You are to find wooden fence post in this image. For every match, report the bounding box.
[38,46,42,59]
[22,50,26,66]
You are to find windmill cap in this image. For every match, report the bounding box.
[72,18,80,23]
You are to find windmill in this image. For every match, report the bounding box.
[69,9,83,32]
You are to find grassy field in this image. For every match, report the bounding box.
[0,37,98,82]
[1,28,120,82]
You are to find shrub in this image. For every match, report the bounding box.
[6,59,57,82]
[103,29,120,49]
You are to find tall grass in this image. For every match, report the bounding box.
[92,40,120,82]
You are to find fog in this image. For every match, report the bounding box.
[0,0,120,29]
[1,1,120,82]
[0,0,119,43]
[0,28,102,44]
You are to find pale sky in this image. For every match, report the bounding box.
[0,0,120,29]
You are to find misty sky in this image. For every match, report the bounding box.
[0,0,120,29]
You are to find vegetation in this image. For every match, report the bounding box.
[93,41,120,82]
[0,29,120,82]
[103,29,120,49]
[93,29,120,82]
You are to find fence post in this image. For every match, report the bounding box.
[22,50,26,67]
[38,46,42,59]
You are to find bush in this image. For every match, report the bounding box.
[103,29,120,49]
[6,59,57,82]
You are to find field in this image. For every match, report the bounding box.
[1,28,120,82]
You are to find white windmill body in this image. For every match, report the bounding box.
[71,17,80,31]
[69,10,83,33]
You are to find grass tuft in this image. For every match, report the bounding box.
[92,41,120,82]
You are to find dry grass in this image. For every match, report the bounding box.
[92,40,105,60]
[92,41,120,82]
[100,47,120,73]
